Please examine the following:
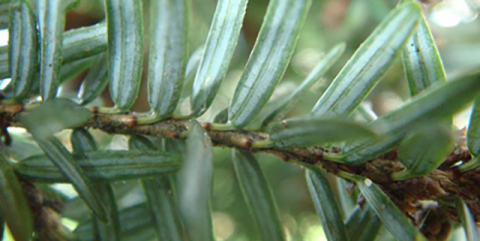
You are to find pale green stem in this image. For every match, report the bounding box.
[251,139,275,148]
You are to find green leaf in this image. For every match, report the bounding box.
[191,0,249,116]
[63,181,139,221]
[465,97,480,171]
[339,130,406,165]
[392,124,455,180]
[8,0,38,101]
[0,215,4,241]
[402,14,447,96]
[60,55,96,82]
[142,178,186,241]
[0,1,9,29]
[0,151,33,241]
[37,0,78,100]
[179,46,205,101]
[65,0,81,11]
[186,46,204,84]
[4,56,97,100]
[75,203,153,241]
[146,0,188,119]
[455,197,479,241]
[62,22,107,64]
[233,150,286,241]
[20,98,93,140]
[129,135,186,241]
[0,23,106,82]
[165,138,187,155]
[0,45,8,79]
[33,136,109,223]
[354,103,378,122]
[311,1,421,117]
[78,53,109,105]
[213,107,229,124]
[128,135,155,151]
[228,0,312,128]
[71,128,98,154]
[468,97,480,155]
[268,117,377,149]
[370,71,480,135]
[336,177,357,219]
[460,156,480,172]
[105,0,144,110]
[119,228,157,241]
[177,120,214,241]
[345,204,382,241]
[261,43,346,128]
[341,173,425,241]
[306,167,349,241]
[338,70,480,165]
[71,128,121,241]
[14,149,181,182]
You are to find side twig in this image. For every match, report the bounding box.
[1,103,478,225]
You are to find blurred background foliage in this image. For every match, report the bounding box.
[2,0,480,240]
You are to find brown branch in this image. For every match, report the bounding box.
[1,103,479,226]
